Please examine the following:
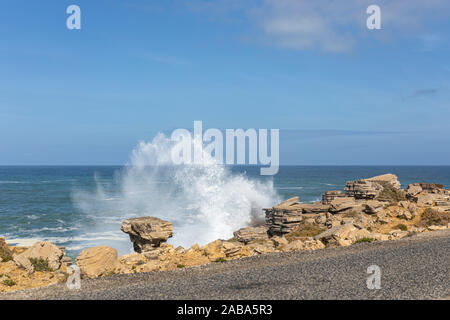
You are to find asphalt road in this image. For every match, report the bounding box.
[2,230,449,300]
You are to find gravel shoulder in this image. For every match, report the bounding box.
[2,230,449,300]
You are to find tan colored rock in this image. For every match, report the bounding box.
[348,228,373,242]
[417,183,445,192]
[75,246,118,278]
[408,203,421,216]
[233,226,268,244]
[274,196,299,209]
[329,197,360,213]
[264,207,303,236]
[364,200,384,214]
[283,240,304,251]
[13,241,64,272]
[201,240,226,261]
[406,184,422,198]
[302,239,326,250]
[397,209,413,220]
[322,190,347,205]
[371,233,389,241]
[187,243,200,253]
[341,217,354,225]
[415,193,449,206]
[114,252,147,274]
[416,194,436,206]
[118,252,147,265]
[0,237,13,262]
[345,174,401,200]
[121,216,173,253]
[326,216,342,228]
[314,223,358,246]
[178,247,210,267]
[365,174,401,189]
[300,203,330,214]
[221,241,249,259]
[408,226,426,233]
[247,240,275,255]
[283,239,325,251]
[345,180,383,199]
[271,236,288,247]
[377,217,390,224]
[352,213,375,229]
[0,260,61,293]
[427,225,447,231]
[388,230,408,239]
[265,198,329,236]
[315,214,327,225]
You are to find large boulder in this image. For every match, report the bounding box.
[233,226,269,244]
[75,246,118,278]
[13,241,64,272]
[121,217,173,253]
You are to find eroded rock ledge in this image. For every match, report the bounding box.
[1,173,449,292]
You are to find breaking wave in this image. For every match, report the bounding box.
[73,133,279,252]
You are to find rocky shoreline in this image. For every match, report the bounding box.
[1,173,449,293]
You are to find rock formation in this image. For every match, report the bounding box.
[75,246,118,278]
[121,216,173,253]
[13,241,64,273]
[233,226,269,244]
[322,190,347,205]
[344,173,401,200]
[265,197,330,236]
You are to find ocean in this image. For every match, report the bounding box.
[1,165,450,258]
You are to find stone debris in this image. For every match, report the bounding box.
[344,173,401,200]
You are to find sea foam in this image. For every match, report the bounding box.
[73,133,279,251]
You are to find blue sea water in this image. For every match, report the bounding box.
[1,165,449,257]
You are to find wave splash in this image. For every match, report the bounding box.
[73,133,279,251]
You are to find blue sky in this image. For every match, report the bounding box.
[0,0,449,165]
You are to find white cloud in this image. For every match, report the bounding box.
[188,0,450,53]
